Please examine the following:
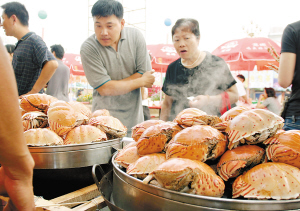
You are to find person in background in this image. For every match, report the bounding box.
[4,44,15,62]
[1,2,58,97]
[141,87,150,121]
[256,87,281,115]
[80,0,155,136]
[278,20,300,130]
[46,44,70,102]
[0,38,35,210]
[161,18,238,121]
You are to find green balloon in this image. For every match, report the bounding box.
[38,10,47,19]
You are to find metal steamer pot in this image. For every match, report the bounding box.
[110,153,300,211]
[29,138,122,169]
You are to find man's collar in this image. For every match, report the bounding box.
[20,32,34,41]
[120,27,126,40]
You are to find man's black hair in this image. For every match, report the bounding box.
[236,74,245,82]
[50,44,65,59]
[91,0,123,19]
[1,2,29,26]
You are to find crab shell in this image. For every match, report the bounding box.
[166,125,227,162]
[91,109,110,118]
[174,108,222,128]
[64,125,107,145]
[264,130,300,168]
[144,158,225,197]
[232,162,300,200]
[225,109,284,150]
[47,102,77,136]
[24,128,63,146]
[131,120,165,142]
[217,145,266,181]
[89,116,127,139]
[115,142,141,168]
[20,94,58,114]
[69,101,92,119]
[127,153,166,179]
[220,106,251,122]
[137,122,182,155]
[22,111,48,131]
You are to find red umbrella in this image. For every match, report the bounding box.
[147,44,179,73]
[62,53,85,76]
[212,37,281,71]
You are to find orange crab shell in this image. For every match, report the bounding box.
[89,115,127,139]
[69,101,92,119]
[217,145,266,181]
[64,125,107,145]
[20,94,58,114]
[127,153,166,175]
[115,142,141,168]
[91,109,110,118]
[174,108,222,128]
[149,158,225,197]
[264,130,300,168]
[166,125,227,162]
[47,102,77,136]
[226,109,284,150]
[232,162,300,200]
[220,106,251,122]
[137,122,182,155]
[131,120,164,142]
[22,111,48,131]
[24,128,63,146]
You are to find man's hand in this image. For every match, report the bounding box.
[141,70,155,88]
[189,95,209,110]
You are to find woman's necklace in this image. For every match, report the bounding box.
[181,51,202,68]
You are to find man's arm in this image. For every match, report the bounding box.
[160,94,173,121]
[22,60,58,96]
[96,70,155,96]
[278,52,296,88]
[0,39,35,210]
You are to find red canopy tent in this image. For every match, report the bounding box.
[62,53,85,76]
[147,44,179,73]
[212,37,281,71]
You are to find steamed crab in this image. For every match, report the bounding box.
[20,93,58,114]
[24,128,63,146]
[166,125,227,162]
[22,111,48,131]
[91,109,110,118]
[174,108,222,128]
[264,130,300,168]
[213,106,251,131]
[69,101,92,119]
[89,115,127,139]
[126,153,166,179]
[115,142,141,168]
[232,162,300,200]
[137,122,182,155]
[217,145,267,181]
[143,158,225,197]
[47,101,77,136]
[64,125,107,145]
[225,109,284,149]
[131,120,164,142]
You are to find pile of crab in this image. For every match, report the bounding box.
[20,93,127,146]
[115,106,300,200]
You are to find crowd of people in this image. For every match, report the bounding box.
[0,0,298,209]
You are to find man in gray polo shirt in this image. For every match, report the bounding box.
[80,0,155,136]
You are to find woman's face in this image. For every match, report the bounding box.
[172,27,200,60]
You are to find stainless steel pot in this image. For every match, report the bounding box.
[29,138,122,169]
[112,153,300,211]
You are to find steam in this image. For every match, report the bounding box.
[166,52,233,119]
